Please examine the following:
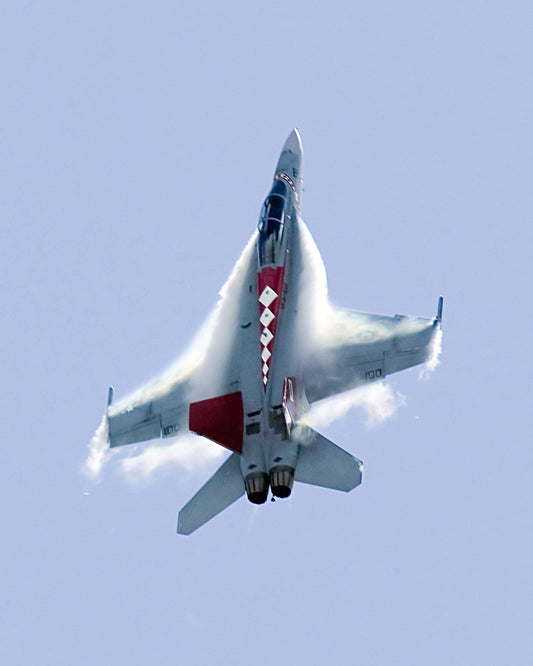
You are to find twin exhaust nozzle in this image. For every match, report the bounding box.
[245,467,295,504]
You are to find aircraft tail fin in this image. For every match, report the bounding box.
[177,452,245,535]
[293,427,363,492]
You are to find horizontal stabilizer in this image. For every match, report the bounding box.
[293,427,362,492]
[177,452,245,535]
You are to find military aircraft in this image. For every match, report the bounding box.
[105,129,443,534]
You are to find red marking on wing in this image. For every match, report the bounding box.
[189,392,244,453]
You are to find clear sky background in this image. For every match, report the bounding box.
[2,2,532,664]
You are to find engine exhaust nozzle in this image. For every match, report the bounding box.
[270,466,295,498]
[245,472,269,504]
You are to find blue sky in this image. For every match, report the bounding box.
[2,2,532,664]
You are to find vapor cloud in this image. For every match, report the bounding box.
[419,327,443,379]
[84,414,110,479]
[85,233,258,482]
[107,231,259,416]
[304,381,406,430]
[119,435,226,483]
[86,218,439,483]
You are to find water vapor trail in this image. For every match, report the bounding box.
[305,382,406,430]
[86,218,439,483]
[84,414,110,479]
[85,233,258,480]
[108,231,258,415]
[294,218,439,429]
[120,436,226,483]
[419,327,443,379]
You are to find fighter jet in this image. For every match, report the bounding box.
[106,129,443,534]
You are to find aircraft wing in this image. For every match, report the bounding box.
[107,378,193,447]
[302,299,442,404]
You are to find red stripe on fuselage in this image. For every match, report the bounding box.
[258,266,285,389]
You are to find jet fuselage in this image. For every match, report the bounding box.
[241,130,304,502]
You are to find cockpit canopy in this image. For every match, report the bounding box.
[258,180,289,266]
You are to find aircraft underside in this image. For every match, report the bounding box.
[102,129,443,534]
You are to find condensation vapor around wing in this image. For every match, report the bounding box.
[86,219,438,481]
[84,414,110,479]
[419,327,443,379]
[108,231,259,416]
[119,436,226,483]
[305,382,407,431]
[293,219,408,429]
[86,233,257,480]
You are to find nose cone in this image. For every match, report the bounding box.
[281,128,303,159]
[274,128,303,205]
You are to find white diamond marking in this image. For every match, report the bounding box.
[261,347,271,362]
[259,286,278,308]
[260,307,275,327]
[262,363,269,375]
[263,376,268,385]
[260,327,274,346]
